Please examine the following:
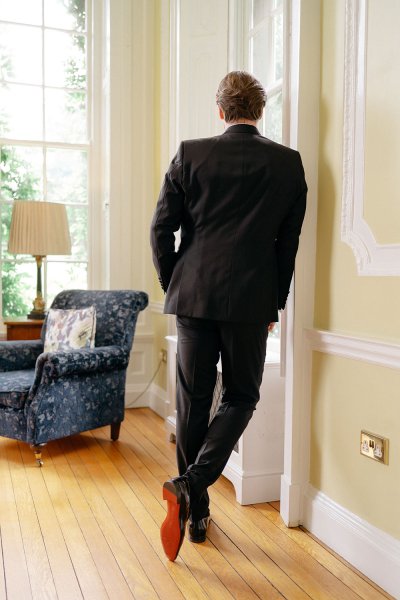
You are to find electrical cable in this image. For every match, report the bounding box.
[128,358,164,406]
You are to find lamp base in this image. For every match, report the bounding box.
[27,309,46,320]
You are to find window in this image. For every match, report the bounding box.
[242,0,286,343]
[246,0,284,142]
[0,0,91,318]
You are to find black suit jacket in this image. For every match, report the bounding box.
[150,124,307,324]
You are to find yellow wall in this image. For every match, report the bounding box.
[312,0,400,539]
[311,352,400,538]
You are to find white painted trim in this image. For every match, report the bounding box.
[149,301,164,314]
[125,383,150,408]
[149,383,169,419]
[303,485,400,599]
[280,0,321,528]
[169,0,180,155]
[125,381,167,412]
[342,0,400,276]
[306,328,400,370]
[131,333,154,343]
[222,461,281,505]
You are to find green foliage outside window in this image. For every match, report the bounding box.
[0,147,37,316]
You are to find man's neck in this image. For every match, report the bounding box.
[225,119,258,129]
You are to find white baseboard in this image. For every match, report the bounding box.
[125,383,168,416]
[280,475,302,527]
[149,383,168,418]
[125,383,151,408]
[303,485,400,599]
[222,461,281,505]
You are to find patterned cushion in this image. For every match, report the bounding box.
[0,369,35,409]
[44,307,96,353]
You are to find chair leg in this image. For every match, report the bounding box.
[111,422,121,441]
[31,444,46,467]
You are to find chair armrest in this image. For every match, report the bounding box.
[40,345,129,379]
[0,339,44,372]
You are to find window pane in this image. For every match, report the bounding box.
[1,146,43,203]
[45,31,86,89]
[0,84,43,140]
[46,261,87,307]
[0,0,42,26]
[253,0,269,26]
[44,0,86,32]
[264,90,282,143]
[45,88,86,142]
[66,206,88,260]
[273,12,283,81]
[2,260,35,317]
[46,149,87,204]
[0,24,42,85]
[251,24,269,90]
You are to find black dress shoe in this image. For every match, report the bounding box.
[161,476,190,561]
[188,516,211,543]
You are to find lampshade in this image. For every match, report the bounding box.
[8,200,71,256]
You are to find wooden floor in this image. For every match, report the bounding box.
[0,409,393,600]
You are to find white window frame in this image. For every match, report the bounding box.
[228,0,290,359]
[0,0,105,325]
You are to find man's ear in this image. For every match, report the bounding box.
[218,106,225,121]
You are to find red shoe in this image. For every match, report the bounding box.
[161,476,190,561]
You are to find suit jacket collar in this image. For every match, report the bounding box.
[222,124,261,136]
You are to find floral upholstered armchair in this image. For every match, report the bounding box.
[0,289,148,465]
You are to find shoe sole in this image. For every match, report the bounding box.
[188,533,207,543]
[161,481,187,561]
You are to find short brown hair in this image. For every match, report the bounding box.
[216,71,266,122]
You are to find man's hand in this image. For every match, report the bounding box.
[268,322,276,332]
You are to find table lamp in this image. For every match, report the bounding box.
[8,200,71,319]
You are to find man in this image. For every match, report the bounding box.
[150,71,307,561]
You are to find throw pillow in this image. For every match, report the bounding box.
[44,306,96,353]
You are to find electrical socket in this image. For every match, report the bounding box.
[360,430,389,465]
[159,348,167,363]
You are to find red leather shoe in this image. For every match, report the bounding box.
[161,476,190,561]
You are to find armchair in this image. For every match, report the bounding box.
[0,289,148,464]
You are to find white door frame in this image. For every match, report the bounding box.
[280,0,321,527]
[166,0,321,526]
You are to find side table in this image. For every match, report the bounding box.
[4,317,44,341]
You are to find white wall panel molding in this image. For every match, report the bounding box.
[149,300,164,314]
[303,485,400,598]
[306,328,400,370]
[342,0,400,276]
[125,382,168,414]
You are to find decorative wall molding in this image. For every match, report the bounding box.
[342,0,400,276]
[306,328,400,370]
[303,485,400,599]
[125,382,168,414]
[149,300,164,314]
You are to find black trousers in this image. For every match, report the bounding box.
[176,316,268,519]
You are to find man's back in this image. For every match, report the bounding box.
[152,124,307,324]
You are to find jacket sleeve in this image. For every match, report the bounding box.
[275,152,307,310]
[150,143,185,292]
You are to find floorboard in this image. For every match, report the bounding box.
[0,408,393,600]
